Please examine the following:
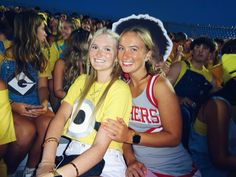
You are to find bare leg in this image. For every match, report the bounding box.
[4,113,36,174]
[26,110,54,168]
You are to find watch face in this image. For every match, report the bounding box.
[133,134,141,144]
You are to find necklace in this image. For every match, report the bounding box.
[90,82,106,103]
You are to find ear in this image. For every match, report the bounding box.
[145,51,152,62]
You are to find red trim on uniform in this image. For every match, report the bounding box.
[144,127,157,133]
[146,75,159,108]
[152,164,198,177]
[151,75,158,107]
[146,75,152,104]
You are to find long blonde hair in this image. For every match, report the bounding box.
[63,28,91,91]
[76,28,121,117]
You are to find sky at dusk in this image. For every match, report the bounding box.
[1,0,236,26]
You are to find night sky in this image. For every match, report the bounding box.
[1,0,235,26]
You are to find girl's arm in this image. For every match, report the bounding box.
[123,143,147,177]
[37,101,72,175]
[53,59,66,99]
[102,76,182,147]
[166,61,182,86]
[38,76,49,109]
[207,99,236,170]
[52,122,112,177]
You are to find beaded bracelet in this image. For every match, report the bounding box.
[70,162,79,176]
[42,137,59,147]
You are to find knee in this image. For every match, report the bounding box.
[37,112,54,135]
[14,120,36,148]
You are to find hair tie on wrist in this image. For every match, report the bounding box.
[70,162,79,176]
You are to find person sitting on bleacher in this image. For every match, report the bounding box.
[167,37,216,149]
[188,38,236,177]
[53,28,90,112]
[0,10,54,177]
[0,80,16,177]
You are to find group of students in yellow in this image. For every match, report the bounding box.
[0,5,236,177]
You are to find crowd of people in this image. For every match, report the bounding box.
[0,5,236,177]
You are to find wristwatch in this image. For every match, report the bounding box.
[132,133,141,144]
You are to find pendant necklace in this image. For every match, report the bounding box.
[90,82,105,103]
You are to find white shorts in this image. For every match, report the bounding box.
[64,140,126,177]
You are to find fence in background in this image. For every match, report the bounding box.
[164,21,236,39]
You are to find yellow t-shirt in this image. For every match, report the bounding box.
[0,89,16,145]
[39,66,50,78]
[48,39,64,77]
[175,61,213,86]
[39,47,51,78]
[182,51,192,61]
[193,118,207,136]
[63,74,132,152]
[0,39,12,63]
[222,54,236,83]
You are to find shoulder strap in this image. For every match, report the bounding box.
[183,60,191,69]
[146,75,159,107]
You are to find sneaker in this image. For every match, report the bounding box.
[22,167,35,177]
